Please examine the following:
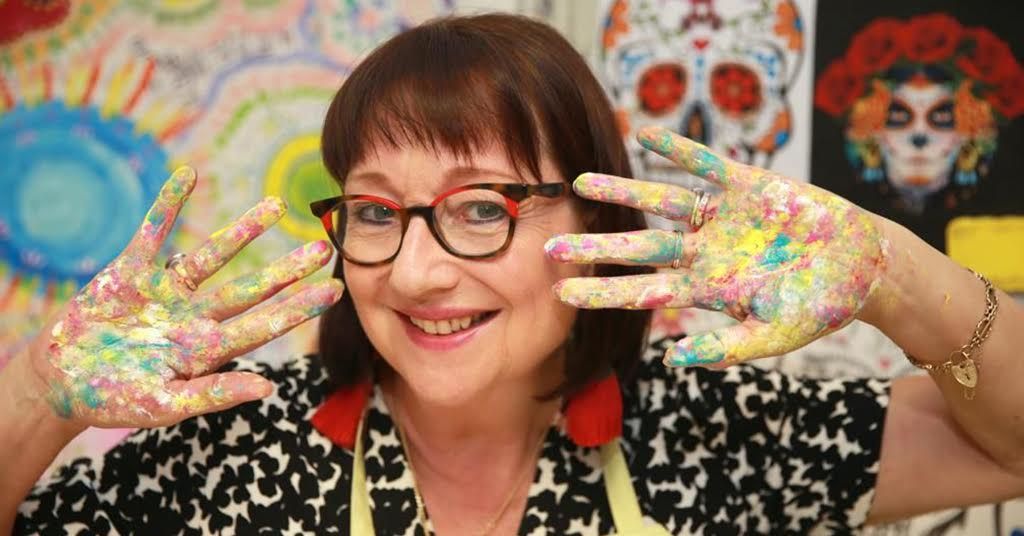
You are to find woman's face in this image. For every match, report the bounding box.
[343,142,587,407]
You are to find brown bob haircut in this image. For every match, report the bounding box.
[318,13,653,397]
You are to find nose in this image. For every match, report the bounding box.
[681,103,710,145]
[387,217,459,299]
[910,133,929,149]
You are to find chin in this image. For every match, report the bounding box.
[397,363,498,408]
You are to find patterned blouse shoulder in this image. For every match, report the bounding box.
[15,356,354,535]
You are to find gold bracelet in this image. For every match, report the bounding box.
[904,269,998,400]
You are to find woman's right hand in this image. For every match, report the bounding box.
[22,166,344,429]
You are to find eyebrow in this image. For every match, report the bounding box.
[446,165,526,184]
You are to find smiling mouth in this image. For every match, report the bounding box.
[406,311,498,335]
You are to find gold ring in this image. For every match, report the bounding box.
[690,189,711,230]
[671,230,685,270]
[165,253,198,291]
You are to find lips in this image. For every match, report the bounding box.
[395,307,499,349]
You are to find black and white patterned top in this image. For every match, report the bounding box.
[16,337,889,535]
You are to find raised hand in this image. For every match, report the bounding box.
[546,127,887,367]
[32,166,344,427]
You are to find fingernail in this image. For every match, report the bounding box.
[325,280,346,301]
[166,166,198,197]
[261,196,287,217]
[636,126,668,151]
[172,165,197,183]
[253,379,274,398]
[544,236,572,260]
[307,240,333,261]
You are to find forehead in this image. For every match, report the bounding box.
[344,140,542,197]
[893,82,952,108]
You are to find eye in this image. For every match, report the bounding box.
[886,100,913,128]
[356,203,397,224]
[710,63,762,117]
[636,63,687,116]
[927,99,955,129]
[461,202,507,223]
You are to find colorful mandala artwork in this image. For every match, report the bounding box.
[0,1,460,372]
[0,1,118,70]
[0,0,460,477]
[315,0,454,65]
[0,53,195,367]
[172,64,344,285]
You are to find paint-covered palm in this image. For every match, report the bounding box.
[546,127,886,367]
[30,167,343,427]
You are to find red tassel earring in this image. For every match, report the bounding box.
[564,373,622,447]
[311,380,373,449]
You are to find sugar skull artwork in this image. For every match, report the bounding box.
[599,0,806,184]
[814,13,1024,214]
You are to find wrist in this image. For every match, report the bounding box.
[2,340,87,442]
[855,215,909,330]
[857,216,989,365]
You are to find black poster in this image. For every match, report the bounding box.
[811,1,1024,252]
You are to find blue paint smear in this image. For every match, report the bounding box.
[761,234,797,267]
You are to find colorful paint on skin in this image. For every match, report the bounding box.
[545,230,682,266]
[193,240,333,321]
[552,127,888,367]
[130,166,197,256]
[553,273,696,310]
[638,127,729,188]
[40,167,343,427]
[572,173,696,223]
[183,196,287,283]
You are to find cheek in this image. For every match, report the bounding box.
[341,265,383,323]
[933,132,961,152]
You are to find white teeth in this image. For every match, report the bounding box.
[408,314,483,335]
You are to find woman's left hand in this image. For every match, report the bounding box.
[546,126,888,367]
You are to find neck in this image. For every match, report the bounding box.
[381,364,561,536]
[380,356,562,484]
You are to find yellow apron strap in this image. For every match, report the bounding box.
[350,418,376,535]
[601,439,674,536]
[601,439,646,532]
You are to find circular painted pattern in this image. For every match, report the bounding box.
[0,101,169,284]
[263,134,340,243]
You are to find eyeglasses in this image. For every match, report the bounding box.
[310,182,568,266]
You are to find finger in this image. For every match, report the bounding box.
[207,279,344,371]
[636,126,753,190]
[553,273,697,309]
[193,240,334,321]
[662,319,818,367]
[573,173,698,221]
[124,166,197,260]
[160,371,273,422]
[178,196,287,286]
[545,230,696,269]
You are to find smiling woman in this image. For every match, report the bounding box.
[316,14,653,407]
[5,12,1024,536]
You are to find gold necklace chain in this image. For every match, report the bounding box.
[395,421,548,536]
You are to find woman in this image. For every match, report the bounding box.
[4,14,1023,535]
